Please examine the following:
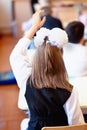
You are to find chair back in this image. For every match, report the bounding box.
[41,124,87,130]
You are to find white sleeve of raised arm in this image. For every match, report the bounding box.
[9,37,34,89]
[63,87,85,125]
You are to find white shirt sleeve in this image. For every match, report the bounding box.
[9,37,36,110]
[63,87,85,125]
[9,37,35,89]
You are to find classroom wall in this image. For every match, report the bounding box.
[0,0,86,28]
[0,0,32,35]
[0,0,12,33]
[0,0,87,35]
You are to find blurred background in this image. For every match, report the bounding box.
[0,0,87,37]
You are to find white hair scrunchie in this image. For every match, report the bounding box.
[34,27,68,48]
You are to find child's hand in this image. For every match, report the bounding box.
[24,10,46,39]
[32,10,46,29]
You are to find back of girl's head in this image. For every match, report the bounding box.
[65,21,84,43]
[30,37,71,91]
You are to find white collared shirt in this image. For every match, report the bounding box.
[63,42,87,78]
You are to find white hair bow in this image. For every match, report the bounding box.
[34,27,68,48]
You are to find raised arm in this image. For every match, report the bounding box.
[9,10,46,89]
[24,10,46,39]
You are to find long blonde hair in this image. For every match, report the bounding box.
[30,37,72,92]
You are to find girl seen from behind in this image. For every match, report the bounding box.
[10,10,85,130]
